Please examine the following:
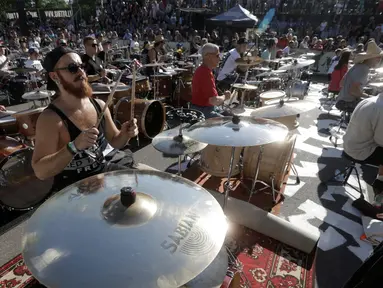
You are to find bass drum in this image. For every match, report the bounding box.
[242,134,297,189]
[0,138,53,211]
[114,99,166,139]
[200,145,242,177]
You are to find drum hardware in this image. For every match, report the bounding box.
[22,170,227,287]
[12,107,45,140]
[260,90,286,106]
[152,124,207,175]
[184,116,288,210]
[286,80,308,100]
[173,73,187,107]
[21,90,53,107]
[231,84,258,108]
[278,59,315,71]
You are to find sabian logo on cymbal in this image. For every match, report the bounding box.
[161,212,214,256]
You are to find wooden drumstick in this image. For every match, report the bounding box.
[95,71,124,127]
[130,61,136,121]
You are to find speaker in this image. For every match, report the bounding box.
[16,0,29,37]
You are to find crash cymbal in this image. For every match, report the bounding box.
[144,62,167,67]
[22,170,227,288]
[123,75,148,81]
[173,68,189,72]
[235,57,263,66]
[184,116,288,147]
[231,83,258,90]
[267,57,293,62]
[278,59,315,71]
[257,70,287,77]
[10,67,38,73]
[152,128,207,156]
[91,83,130,94]
[250,99,317,118]
[22,90,54,100]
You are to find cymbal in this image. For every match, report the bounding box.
[188,54,202,58]
[257,70,287,77]
[22,90,54,100]
[235,57,263,66]
[375,67,383,74]
[184,116,288,147]
[250,99,317,118]
[113,59,131,63]
[144,62,167,67]
[22,170,227,288]
[369,82,383,88]
[174,68,189,72]
[10,67,38,73]
[123,75,148,81]
[267,57,293,62]
[152,128,207,156]
[231,83,258,90]
[253,67,271,71]
[278,59,315,71]
[91,83,130,94]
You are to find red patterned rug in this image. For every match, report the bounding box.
[226,223,316,288]
[1,224,315,288]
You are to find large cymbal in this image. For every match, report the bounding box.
[250,99,317,118]
[22,90,54,100]
[22,170,227,288]
[184,116,288,147]
[278,59,315,71]
[231,83,258,90]
[152,128,207,156]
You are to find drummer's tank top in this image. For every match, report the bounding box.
[47,98,107,192]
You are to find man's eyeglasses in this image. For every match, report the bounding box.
[55,63,85,74]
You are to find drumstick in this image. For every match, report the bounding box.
[130,61,136,121]
[95,71,123,127]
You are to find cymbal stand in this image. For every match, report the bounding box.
[174,73,185,107]
[152,66,160,100]
[248,146,269,200]
[223,146,237,211]
[174,109,185,175]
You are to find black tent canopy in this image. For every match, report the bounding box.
[207,4,258,28]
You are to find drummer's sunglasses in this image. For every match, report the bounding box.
[55,63,86,74]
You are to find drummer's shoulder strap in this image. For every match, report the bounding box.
[220,51,232,70]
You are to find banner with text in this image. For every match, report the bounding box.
[6,10,72,20]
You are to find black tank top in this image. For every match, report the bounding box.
[47,98,107,192]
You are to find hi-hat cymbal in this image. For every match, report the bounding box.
[22,170,227,288]
[250,99,316,118]
[184,116,288,147]
[235,57,263,66]
[278,59,315,71]
[22,90,54,100]
[152,128,207,156]
[231,83,258,90]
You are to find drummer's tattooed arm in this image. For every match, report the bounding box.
[0,105,5,111]
[93,99,138,149]
[32,110,74,180]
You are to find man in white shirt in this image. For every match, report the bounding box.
[343,94,383,198]
[261,39,276,60]
[0,45,10,78]
[24,47,43,82]
[217,38,248,90]
[282,41,294,56]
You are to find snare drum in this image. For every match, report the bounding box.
[0,139,53,211]
[12,107,45,138]
[114,98,166,139]
[136,78,151,94]
[151,75,172,98]
[243,134,297,189]
[200,145,242,177]
[260,90,286,106]
[262,77,282,92]
[0,116,19,136]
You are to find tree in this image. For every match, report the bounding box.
[37,0,69,9]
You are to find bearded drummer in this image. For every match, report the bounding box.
[32,47,154,193]
[191,43,231,119]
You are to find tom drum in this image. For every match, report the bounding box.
[12,107,45,138]
[114,99,166,139]
[200,145,242,177]
[0,115,19,136]
[242,134,297,189]
[0,138,53,211]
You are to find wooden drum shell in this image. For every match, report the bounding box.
[200,145,242,177]
[114,98,166,139]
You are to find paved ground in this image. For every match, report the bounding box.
[0,82,377,288]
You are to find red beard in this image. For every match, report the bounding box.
[57,72,93,99]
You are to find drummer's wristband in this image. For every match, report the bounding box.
[67,141,78,156]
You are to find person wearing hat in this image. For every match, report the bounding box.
[97,40,112,64]
[31,46,148,192]
[336,40,383,114]
[217,38,249,90]
[191,43,231,119]
[81,36,108,83]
